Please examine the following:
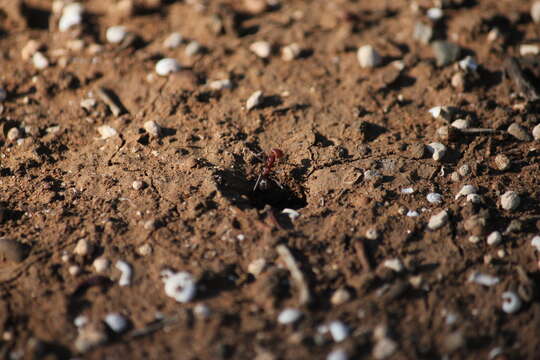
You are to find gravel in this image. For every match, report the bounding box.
[357,45,381,68]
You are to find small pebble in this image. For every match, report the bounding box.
[520,44,540,56]
[143,219,156,230]
[92,257,109,273]
[373,337,398,359]
[59,3,84,32]
[458,164,470,177]
[209,79,232,90]
[468,271,499,287]
[468,235,481,244]
[116,260,132,286]
[97,125,117,139]
[500,191,520,211]
[428,210,448,230]
[106,26,127,44]
[246,90,263,111]
[32,52,49,70]
[365,228,379,240]
[432,41,460,67]
[250,41,271,58]
[244,0,267,14]
[487,231,502,246]
[104,313,128,333]
[383,258,404,272]
[501,291,522,314]
[137,243,153,256]
[426,7,443,21]
[327,349,348,360]
[74,315,88,328]
[163,32,183,48]
[7,127,21,142]
[329,321,349,342]
[497,249,506,258]
[248,258,267,276]
[357,45,381,68]
[155,58,181,76]
[74,323,108,353]
[455,184,477,200]
[507,123,532,141]
[282,43,301,61]
[331,288,351,306]
[494,154,511,171]
[451,119,469,129]
[132,180,144,190]
[68,265,81,276]
[531,235,540,251]
[73,239,92,256]
[277,308,302,324]
[427,192,443,204]
[0,239,28,262]
[532,124,540,140]
[143,120,162,137]
[406,210,420,217]
[426,142,446,161]
[413,22,433,44]
[401,187,414,194]
[162,270,196,303]
[185,41,201,56]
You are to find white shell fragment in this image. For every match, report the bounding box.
[282,208,300,220]
[383,258,404,272]
[426,142,446,161]
[163,32,183,48]
[277,308,302,324]
[531,235,540,251]
[468,271,499,287]
[106,26,128,44]
[59,3,84,32]
[162,270,196,303]
[155,58,181,76]
[97,125,118,139]
[329,321,349,342]
[144,120,161,137]
[116,260,132,286]
[250,41,271,58]
[282,43,301,61]
[501,291,522,314]
[455,184,477,200]
[327,349,348,360]
[32,52,49,70]
[487,231,502,246]
[357,45,381,68]
[401,187,414,194]
[209,79,232,90]
[406,210,420,217]
[427,192,443,204]
[451,119,469,129]
[246,90,263,111]
[428,210,448,230]
[500,191,520,211]
[104,313,128,333]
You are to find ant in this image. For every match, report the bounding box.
[253,148,284,192]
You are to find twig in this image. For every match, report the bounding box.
[276,244,311,305]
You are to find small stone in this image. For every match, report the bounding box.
[92,257,109,273]
[507,123,532,141]
[143,120,161,137]
[427,7,443,21]
[466,193,481,204]
[501,291,522,314]
[426,142,446,161]
[494,154,511,171]
[97,125,117,139]
[468,271,499,286]
[331,288,351,305]
[468,235,481,244]
[248,258,267,276]
[532,124,540,140]
[73,239,92,256]
[432,41,460,67]
[327,349,348,360]
[413,22,433,44]
[69,265,81,276]
[59,3,84,32]
[185,41,201,56]
[0,239,28,263]
[282,43,301,61]
[32,52,49,70]
[532,1,540,23]
[250,41,271,58]
[373,338,398,359]
[407,210,420,217]
[329,321,349,342]
[137,243,153,256]
[162,270,196,303]
[357,45,382,68]
[458,164,470,177]
[451,119,469,129]
[451,72,465,91]
[246,90,263,111]
[74,315,88,328]
[455,184,477,200]
[277,308,302,324]
[155,58,181,76]
[428,210,448,230]
[106,26,127,44]
[365,228,379,240]
[244,0,267,14]
[427,192,443,204]
[383,258,404,272]
[487,231,502,246]
[520,44,540,56]
[209,79,232,90]
[104,313,128,333]
[7,127,21,142]
[163,32,183,48]
[132,180,144,190]
[500,191,520,211]
[74,323,108,353]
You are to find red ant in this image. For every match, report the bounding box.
[253,148,284,191]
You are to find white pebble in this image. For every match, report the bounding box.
[533,124,540,141]
[282,43,301,61]
[329,321,349,342]
[250,41,271,58]
[162,270,196,303]
[426,192,443,204]
[132,180,144,190]
[357,45,381,68]
[331,288,351,306]
[116,260,132,286]
[427,7,443,21]
[327,349,348,360]
[426,142,446,161]
[383,258,404,272]
[520,44,540,56]
[406,210,420,217]
[501,291,522,314]
[73,239,92,256]
[468,271,499,287]
[32,52,49,70]
[104,313,128,333]
[466,193,481,204]
[185,41,201,56]
[59,3,83,32]
[247,258,267,276]
[451,119,469,129]
[163,32,183,48]
[277,308,302,324]
[7,128,21,142]
[487,231,502,246]
[455,184,477,200]
[500,191,520,211]
[106,26,127,44]
[209,79,232,90]
[373,337,398,359]
[0,87,6,102]
[155,58,181,76]
[92,257,109,273]
[74,315,88,328]
[428,210,448,230]
[282,208,300,220]
[143,120,161,137]
[428,106,443,119]
[69,265,81,276]
[401,187,414,194]
[468,235,481,244]
[246,90,263,111]
[365,228,379,240]
[531,235,540,251]
[97,125,118,139]
[458,56,478,72]
[137,243,152,256]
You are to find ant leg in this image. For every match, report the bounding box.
[272,177,284,190]
[253,174,263,192]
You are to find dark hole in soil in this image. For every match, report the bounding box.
[21,4,50,30]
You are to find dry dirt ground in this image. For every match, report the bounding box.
[1,0,540,359]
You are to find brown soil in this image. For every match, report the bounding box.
[1,0,540,359]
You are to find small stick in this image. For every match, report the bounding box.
[354,240,371,271]
[96,87,123,117]
[129,315,179,338]
[276,244,311,305]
